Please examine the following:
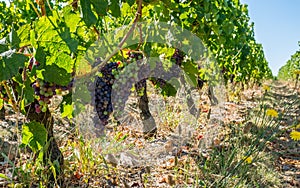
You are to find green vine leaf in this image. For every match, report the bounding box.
[0,38,8,53]
[160,81,178,97]
[110,0,121,18]
[47,52,74,73]
[124,0,135,6]
[80,0,97,27]
[17,24,31,47]
[22,78,35,105]
[90,0,108,16]
[14,74,35,106]
[40,64,71,86]
[182,61,199,87]
[21,121,47,153]
[58,27,79,53]
[35,46,46,64]
[8,25,20,48]
[0,50,27,81]
[63,7,82,33]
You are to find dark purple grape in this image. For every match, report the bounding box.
[94,62,120,124]
[61,86,68,91]
[34,89,40,95]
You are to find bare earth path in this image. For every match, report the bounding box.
[0,80,299,187]
[264,81,300,187]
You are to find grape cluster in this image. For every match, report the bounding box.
[111,54,153,117]
[93,51,149,124]
[126,51,143,62]
[26,55,75,113]
[92,48,218,128]
[90,48,220,138]
[32,79,73,113]
[108,50,183,120]
[94,62,120,124]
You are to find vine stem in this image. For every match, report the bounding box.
[30,1,41,18]
[93,26,100,39]
[135,1,143,50]
[1,81,18,112]
[76,0,143,79]
[135,21,143,50]
[46,0,53,11]
[38,0,47,16]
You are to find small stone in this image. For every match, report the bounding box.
[164,140,173,153]
[119,152,140,167]
[166,174,175,186]
[282,165,290,171]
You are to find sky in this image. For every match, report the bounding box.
[240,0,300,75]
[2,0,300,75]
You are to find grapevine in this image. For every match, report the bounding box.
[278,45,300,80]
[0,0,275,186]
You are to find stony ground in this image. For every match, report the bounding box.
[0,80,299,187]
[263,81,300,187]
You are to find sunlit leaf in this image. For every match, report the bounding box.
[22,121,47,152]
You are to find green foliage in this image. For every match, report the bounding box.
[278,44,300,80]
[1,0,271,93]
[0,2,275,185]
[80,0,97,27]
[61,104,73,118]
[0,25,27,81]
[21,121,47,153]
[159,81,178,97]
[110,0,121,18]
[0,173,9,180]
[0,49,27,81]
[0,1,273,121]
[90,0,108,16]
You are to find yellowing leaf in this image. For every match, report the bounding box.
[61,104,73,119]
